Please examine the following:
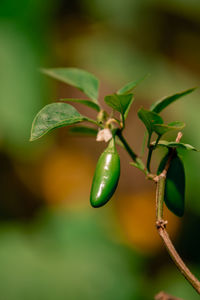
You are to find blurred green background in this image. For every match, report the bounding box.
[0,0,200,299]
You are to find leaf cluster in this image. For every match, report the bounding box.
[30,68,146,141]
[30,67,198,216]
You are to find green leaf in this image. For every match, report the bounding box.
[104,94,133,115]
[153,121,185,136]
[117,74,150,95]
[69,126,98,136]
[60,98,100,112]
[30,103,86,141]
[124,97,134,120]
[41,68,99,102]
[152,140,198,151]
[137,108,163,137]
[150,87,196,113]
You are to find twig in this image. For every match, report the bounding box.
[156,225,200,293]
[155,291,183,300]
[155,132,200,295]
[116,130,145,171]
[116,130,137,161]
[147,135,161,172]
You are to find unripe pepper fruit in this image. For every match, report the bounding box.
[90,138,120,208]
[157,150,185,217]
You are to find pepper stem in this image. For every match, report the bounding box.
[105,137,116,153]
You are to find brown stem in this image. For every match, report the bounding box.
[155,291,184,300]
[155,132,200,294]
[156,224,200,294]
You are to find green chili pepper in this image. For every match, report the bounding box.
[90,138,120,208]
[157,151,185,217]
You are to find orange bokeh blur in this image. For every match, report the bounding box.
[41,147,95,205]
[116,191,181,254]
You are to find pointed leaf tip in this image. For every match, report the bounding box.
[150,87,197,113]
[117,73,150,95]
[41,67,99,102]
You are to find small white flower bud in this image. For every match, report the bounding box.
[96,128,112,142]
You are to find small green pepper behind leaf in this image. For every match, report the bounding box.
[90,139,120,208]
[158,152,185,217]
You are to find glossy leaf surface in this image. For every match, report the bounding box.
[30,103,85,141]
